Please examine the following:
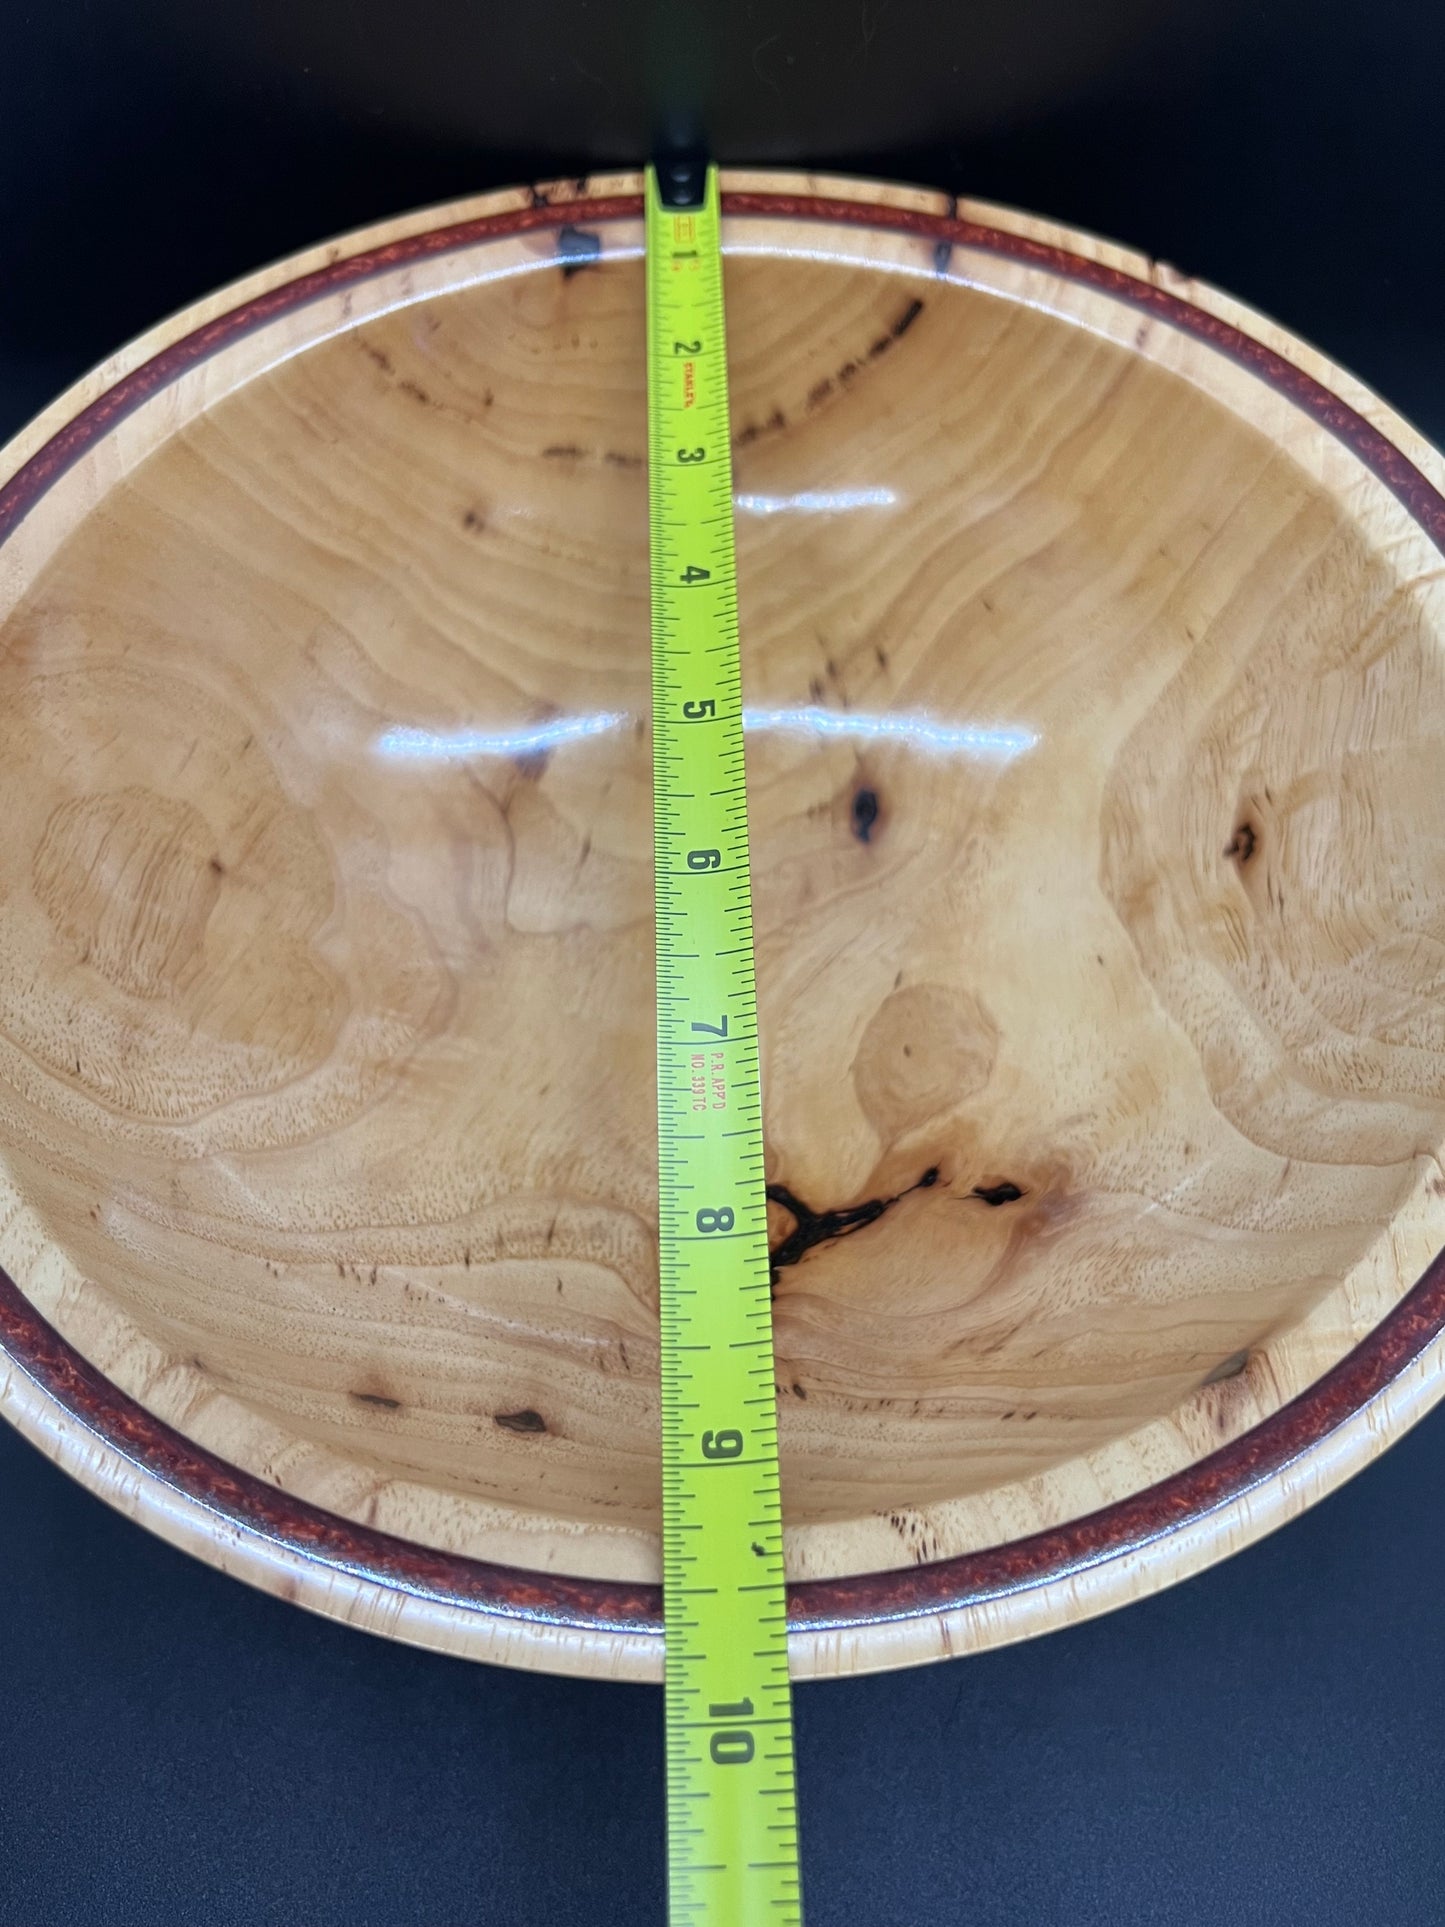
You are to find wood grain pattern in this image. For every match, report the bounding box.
[1,171,1444,1678]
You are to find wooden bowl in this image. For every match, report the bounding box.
[3,172,1445,1681]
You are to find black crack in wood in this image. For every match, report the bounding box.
[934,198,957,276]
[542,442,584,459]
[890,296,925,339]
[734,407,787,449]
[494,1408,548,1434]
[851,786,880,843]
[1202,1349,1250,1386]
[768,1166,941,1286]
[349,1390,402,1410]
[971,1181,1025,1207]
[1225,820,1258,864]
[868,297,926,362]
[557,226,601,275]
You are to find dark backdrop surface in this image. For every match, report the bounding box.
[3,3,1445,1921]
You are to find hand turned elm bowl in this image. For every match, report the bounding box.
[3,171,1445,1682]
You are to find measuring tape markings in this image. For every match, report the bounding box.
[647,163,805,1924]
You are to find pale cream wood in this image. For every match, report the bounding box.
[1,170,1443,1678]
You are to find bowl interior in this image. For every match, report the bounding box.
[2,199,1444,1585]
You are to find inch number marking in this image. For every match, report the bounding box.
[647,162,803,1926]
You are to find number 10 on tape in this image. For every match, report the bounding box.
[646,162,804,1925]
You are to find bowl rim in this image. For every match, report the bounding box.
[2,170,1444,1681]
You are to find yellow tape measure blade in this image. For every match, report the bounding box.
[646,161,804,1926]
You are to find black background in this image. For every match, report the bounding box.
[3,4,1445,1921]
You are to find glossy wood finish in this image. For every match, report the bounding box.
[2,172,1444,1678]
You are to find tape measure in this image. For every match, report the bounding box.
[646,161,804,1926]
